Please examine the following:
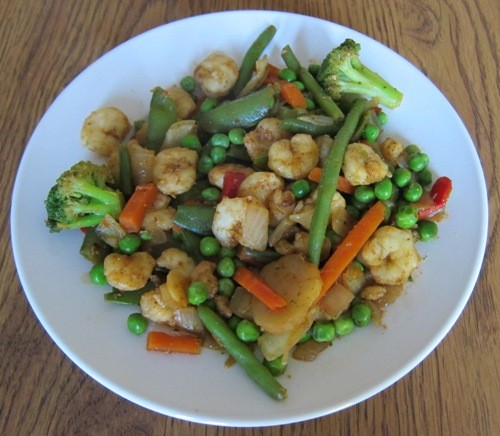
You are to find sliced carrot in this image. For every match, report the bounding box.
[280,82,307,109]
[118,182,159,233]
[146,331,201,355]
[307,167,354,194]
[233,266,288,311]
[318,201,386,301]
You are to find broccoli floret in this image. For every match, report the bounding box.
[45,161,124,232]
[317,38,403,109]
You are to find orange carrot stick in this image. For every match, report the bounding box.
[280,82,307,109]
[233,266,288,311]
[146,331,201,355]
[307,167,354,194]
[318,201,386,300]
[119,182,159,233]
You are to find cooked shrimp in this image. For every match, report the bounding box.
[237,171,284,206]
[268,133,319,180]
[212,196,269,250]
[342,142,391,186]
[152,147,197,196]
[140,289,174,323]
[156,248,195,277]
[81,107,131,156]
[194,51,238,98]
[380,137,404,167]
[163,86,196,120]
[330,192,355,238]
[268,190,297,226]
[142,206,176,232]
[127,139,155,185]
[360,226,421,285]
[103,252,155,291]
[243,118,291,164]
[190,261,218,296]
[207,163,254,189]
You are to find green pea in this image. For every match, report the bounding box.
[201,187,221,202]
[363,123,380,142]
[139,230,153,241]
[312,322,336,342]
[418,220,438,242]
[405,144,420,156]
[200,97,217,112]
[210,133,230,149]
[188,281,209,305]
[350,196,370,211]
[305,98,316,110]
[308,63,321,76]
[217,277,236,297]
[219,247,236,258]
[403,181,423,202]
[376,111,389,125]
[228,128,246,145]
[197,155,214,174]
[227,315,241,331]
[217,257,235,278]
[374,178,393,201]
[118,233,142,254]
[291,179,311,199]
[393,167,412,188]
[354,185,375,204]
[291,80,305,91]
[180,134,202,152]
[418,168,433,186]
[333,316,355,336]
[210,146,227,164]
[236,319,261,342]
[263,356,287,376]
[408,152,430,172]
[199,236,220,257]
[351,304,372,327]
[127,313,149,335]
[180,75,196,93]
[89,263,107,285]
[395,204,418,228]
[278,68,297,82]
[298,331,312,343]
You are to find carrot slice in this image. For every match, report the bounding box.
[307,167,354,194]
[233,266,288,311]
[146,331,201,355]
[118,182,159,233]
[280,82,307,109]
[318,201,386,300]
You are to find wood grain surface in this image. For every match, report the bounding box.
[1,1,498,434]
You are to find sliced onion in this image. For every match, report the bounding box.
[229,287,253,319]
[268,217,295,247]
[240,199,268,251]
[319,282,354,320]
[173,307,205,333]
[127,139,154,185]
[292,338,330,361]
[96,214,126,248]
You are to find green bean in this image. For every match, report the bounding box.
[308,98,366,265]
[232,25,277,97]
[280,118,340,136]
[197,86,277,133]
[173,205,215,235]
[281,45,344,123]
[197,305,287,401]
[79,227,112,263]
[104,282,155,305]
[145,87,177,152]
[118,144,133,197]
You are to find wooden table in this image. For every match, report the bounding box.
[1,1,498,434]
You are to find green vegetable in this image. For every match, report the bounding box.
[351,303,372,327]
[89,263,107,285]
[201,187,221,202]
[45,161,124,232]
[405,144,420,155]
[395,204,418,229]
[197,155,215,174]
[199,236,221,257]
[174,205,215,235]
[393,167,412,188]
[127,313,149,335]
[231,25,277,96]
[188,281,209,305]
[291,179,311,199]
[333,316,355,336]
[118,144,133,197]
[308,98,366,265]
[278,68,297,82]
[180,134,202,152]
[403,181,423,202]
[417,220,438,242]
[177,228,203,263]
[312,321,336,342]
[104,288,150,305]
[118,233,142,254]
[408,152,430,172]
[219,247,237,258]
[145,87,177,152]
[210,133,230,148]
[417,168,433,186]
[210,146,227,164]
[197,86,277,133]
[180,75,196,93]
[317,38,403,109]
[376,111,389,125]
[228,128,246,145]
[197,305,287,401]
[217,278,236,297]
[79,227,112,263]
[236,319,261,342]
[354,185,375,204]
[217,257,235,278]
[200,97,218,112]
[363,123,380,142]
[279,118,340,136]
[263,356,287,376]
[374,178,393,201]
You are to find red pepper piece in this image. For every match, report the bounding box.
[417,176,453,219]
[220,172,246,199]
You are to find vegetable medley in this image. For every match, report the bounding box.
[44,26,452,400]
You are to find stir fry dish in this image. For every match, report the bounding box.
[44,26,452,400]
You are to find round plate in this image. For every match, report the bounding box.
[11,10,488,427]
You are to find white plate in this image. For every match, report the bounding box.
[11,11,488,427]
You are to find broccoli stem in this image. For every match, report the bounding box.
[71,179,122,208]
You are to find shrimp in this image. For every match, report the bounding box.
[268,133,319,180]
[142,206,176,232]
[140,289,174,323]
[237,171,284,206]
[81,107,131,156]
[380,137,404,167]
[243,118,292,164]
[156,248,195,278]
[342,142,391,186]
[103,252,155,291]
[127,139,155,185]
[194,51,238,98]
[152,147,197,196]
[268,189,297,226]
[360,226,421,285]
[207,163,254,189]
[163,86,196,120]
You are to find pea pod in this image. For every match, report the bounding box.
[197,86,277,133]
[79,227,112,263]
[174,205,215,235]
[145,87,177,152]
[197,305,287,401]
[280,118,340,136]
[103,281,156,305]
